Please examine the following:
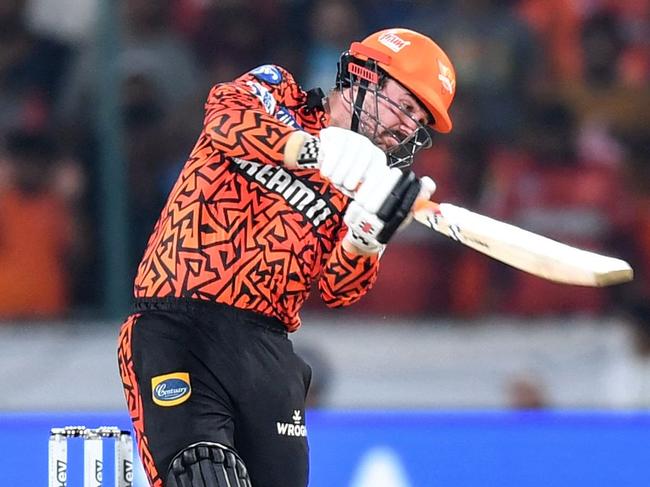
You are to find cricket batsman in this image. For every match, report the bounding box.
[117,28,456,486]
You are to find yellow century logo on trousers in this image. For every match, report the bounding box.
[151,372,192,407]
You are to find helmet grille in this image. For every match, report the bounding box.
[335,51,433,168]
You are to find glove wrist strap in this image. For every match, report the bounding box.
[295,135,320,169]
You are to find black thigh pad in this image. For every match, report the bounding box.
[166,442,252,487]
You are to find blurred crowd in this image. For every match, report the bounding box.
[0,0,648,322]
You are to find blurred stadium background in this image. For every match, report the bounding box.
[0,0,649,485]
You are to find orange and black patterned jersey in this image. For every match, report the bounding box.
[134,65,380,331]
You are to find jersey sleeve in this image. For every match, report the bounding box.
[318,231,381,308]
[203,65,303,166]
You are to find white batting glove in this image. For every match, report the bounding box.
[318,126,388,193]
[344,171,436,254]
[343,166,405,254]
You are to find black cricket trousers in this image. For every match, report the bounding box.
[117,297,312,487]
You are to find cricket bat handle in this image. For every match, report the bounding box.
[413,198,438,214]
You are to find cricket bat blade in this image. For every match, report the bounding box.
[413,200,633,287]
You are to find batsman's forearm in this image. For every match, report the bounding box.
[283,131,319,169]
[319,243,380,307]
[341,237,382,256]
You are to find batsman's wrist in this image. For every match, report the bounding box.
[342,232,384,256]
[283,131,320,169]
[296,134,320,168]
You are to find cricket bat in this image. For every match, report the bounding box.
[412,200,633,287]
[283,131,633,287]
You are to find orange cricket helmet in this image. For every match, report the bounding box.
[348,28,456,133]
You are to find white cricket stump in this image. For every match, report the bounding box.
[84,429,103,487]
[48,426,133,487]
[115,431,134,487]
[48,428,68,487]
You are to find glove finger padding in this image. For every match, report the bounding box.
[355,166,402,213]
[343,169,422,254]
[344,200,386,253]
[318,128,343,179]
[317,127,387,192]
[375,170,421,244]
[343,145,372,192]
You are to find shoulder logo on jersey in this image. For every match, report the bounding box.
[151,372,191,407]
[247,81,277,114]
[232,158,335,227]
[251,65,283,85]
[246,80,302,129]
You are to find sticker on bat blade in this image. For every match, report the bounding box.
[448,223,462,242]
[425,211,462,242]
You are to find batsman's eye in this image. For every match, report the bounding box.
[401,102,414,113]
[394,130,409,142]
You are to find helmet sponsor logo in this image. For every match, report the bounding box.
[378,32,411,53]
[349,63,379,84]
[437,60,455,95]
[151,372,191,407]
[251,64,283,85]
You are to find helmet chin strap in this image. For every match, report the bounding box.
[349,58,381,134]
[350,78,369,133]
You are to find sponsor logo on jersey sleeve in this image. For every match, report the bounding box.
[151,372,191,407]
[251,65,283,85]
[246,81,277,114]
[275,106,302,129]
